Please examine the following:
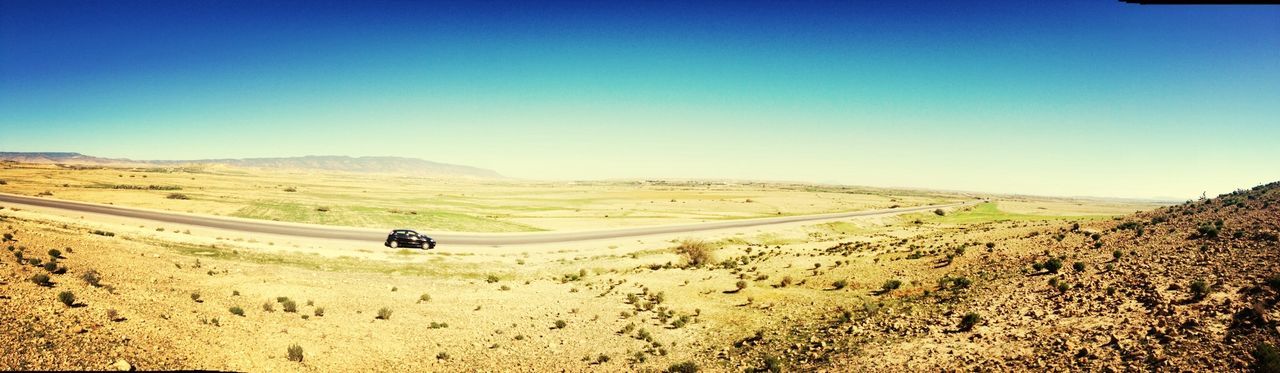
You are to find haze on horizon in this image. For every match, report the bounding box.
[2,1,1277,200]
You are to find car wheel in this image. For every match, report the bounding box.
[390,241,398,248]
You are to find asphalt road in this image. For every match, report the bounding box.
[0,192,972,245]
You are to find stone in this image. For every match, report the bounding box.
[110,359,132,371]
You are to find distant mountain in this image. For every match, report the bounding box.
[0,152,503,179]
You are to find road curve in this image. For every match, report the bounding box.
[0,192,972,245]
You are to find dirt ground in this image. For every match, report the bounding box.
[10,170,1271,372]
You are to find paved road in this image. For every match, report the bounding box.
[0,192,972,245]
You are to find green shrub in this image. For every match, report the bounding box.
[934,209,946,216]
[282,299,298,313]
[48,249,61,258]
[31,274,51,286]
[486,274,500,283]
[229,306,245,316]
[262,301,275,312]
[1072,262,1086,272]
[1,233,11,241]
[832,279,848,290]
[314,307,325,317]
[1190,279,1209,300]
[1112,250,1123,260]
[881,279,902,292]
[377,307,392,320]
[418,293,431,303]
[958,312,981,331]
[667,361,699,373]
[554,319,567,329]
[1254,342,1280,373]
[735,280,748,291]
[763,355,783,373]
[595,354,610,364]
[43,262,57,272]
[1045,258,1063,273]
[1032,262,1044,271]
[276,296,289,303]
[58,291,75,306]
[287,344,303,362]
[436,351,450,360]
[191,291,202,302]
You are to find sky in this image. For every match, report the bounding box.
[1,1,1278,200]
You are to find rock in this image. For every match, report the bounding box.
[110,359,132,371]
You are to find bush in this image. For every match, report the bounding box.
[191,291,202,302]
[282,299,298,313]
[81,269,101,287]
[31,274,51,286]
[595,354,610,364]
[314,307,325,317]
[763,355,783,373]
[377,307,392,320]
[43,261,57,272]
[675,239,715,267]
[1112,250,1123,260]
[1072,262,1086,272]
[958,312,981,331]
[1032,262,1044,271]
[436,351,450,360]
[735,280,748,291]
[166,193,189,200]
[262,301,275,312]
[985,242,995,249]
[486,274,500,283]
[1190,279,1209,300]
[1,233,11,241]
[57,291,75,306]
[315,206,330,212]
[832,279,848,290]
[287,344,304,362]
[934,208,946,216]
[1196,223,1219,239]
[1044,258,1063,273]
[554,319,567,329]
[419,293,431,303]
[881,279,902,292]
[1267,275,1280,291]
[779,276,794,287]
[667,361,699,373]
[229,306,245,316]
[48,249,61,258]
[1254,342,1280,373]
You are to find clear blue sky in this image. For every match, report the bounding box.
[2,1,1277,199]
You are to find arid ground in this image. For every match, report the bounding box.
[3,164,1277,372]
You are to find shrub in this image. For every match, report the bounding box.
[667,361,699,373]
[31,274,51,286]
[832,279,848,290]
[675,239,715,267]
[1044,258,1063,273]
[58,291,75,306]
[1190,279,1209,300]
[282,299,298,313]
[881,279,902,292]
[595,354,610,364]
[229,306,245,316]
[1,233,11,241]
[958,312,981,331]
[314,307,325,317]
[81,269,101,287]
[985,242,995,249]
[276,296,289,303]
[262,301,275,312]
[735,280,748,291]
[1196,223,1219,239]
[499,285,511,291]
[1056,282,1070,293]
[1267,275,1280,291]
[554,319,567,329]
[191,291,202,302]
[166,193,189,200]
[1072,262,1086,272]
[1112,250,1123,260]
[779,276,794,287]
[1254,342,1280,373]
[377,307,392,320]
[1032,262,1044,271]
[436,351,450,360]
[48,249,61,258]
[43,262,57,272]
[485,274,501,283]
[287,344,304,362]
[315,206,330,212]
[419,293,431,303]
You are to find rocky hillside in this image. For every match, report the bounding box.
[0,152,502,179]
[756,182,1280,371]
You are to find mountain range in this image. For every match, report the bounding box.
[0,152,502,179]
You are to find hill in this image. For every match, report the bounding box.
[0,152,502,179]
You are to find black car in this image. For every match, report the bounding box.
[385,229,436,249]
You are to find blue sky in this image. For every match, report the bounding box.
[2,1,1277,199]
